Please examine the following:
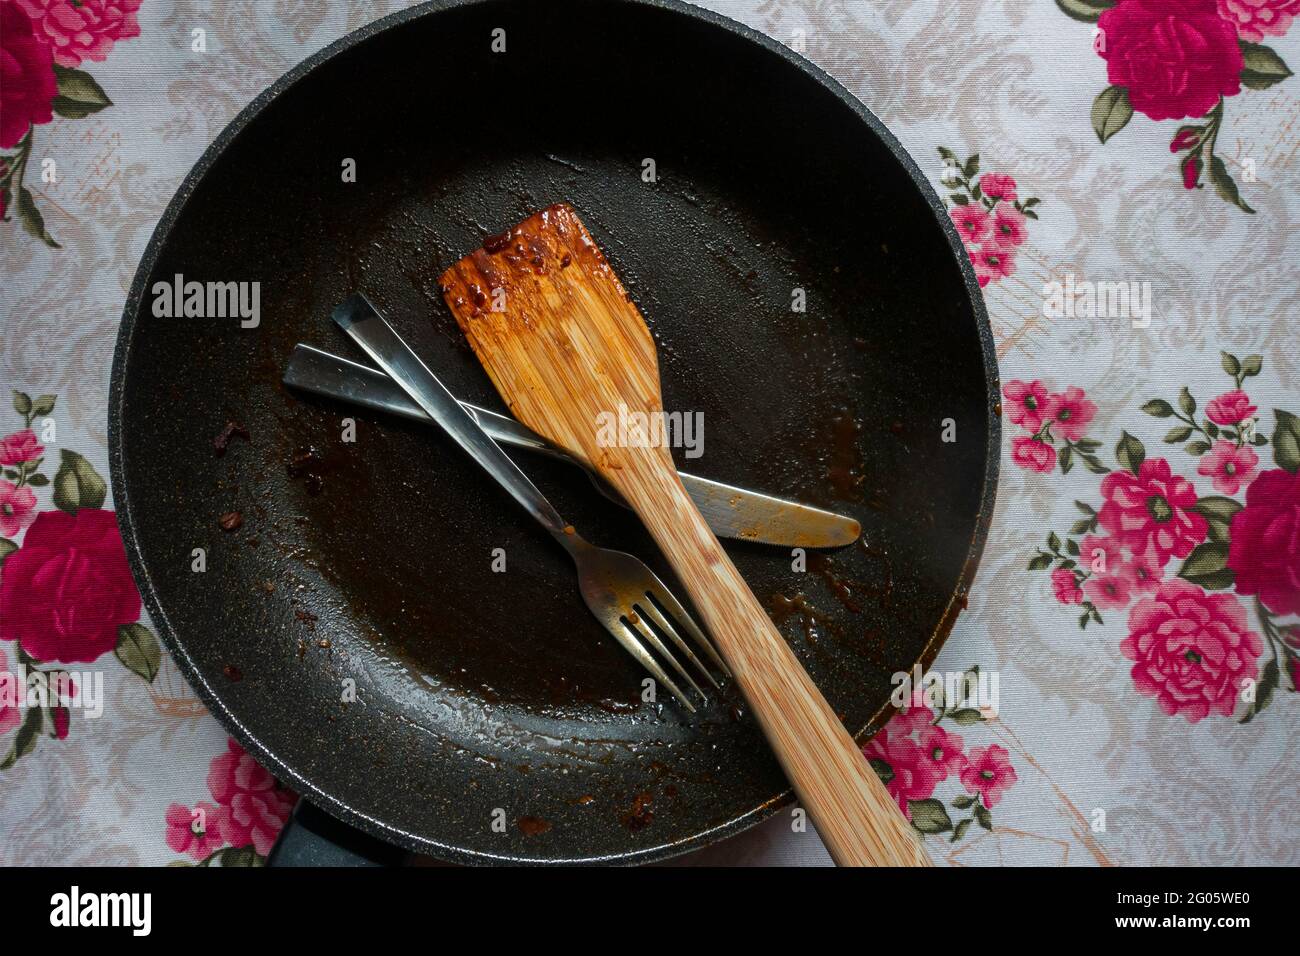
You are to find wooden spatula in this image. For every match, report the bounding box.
[440,202,930,867]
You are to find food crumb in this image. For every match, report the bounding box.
[213,421,250,456]
[287,446,326,495]
[517,816,551,836]
[620,792,654,831]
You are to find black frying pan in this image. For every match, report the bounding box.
[109,0,999,865]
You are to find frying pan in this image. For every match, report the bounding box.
[108,0,999,865]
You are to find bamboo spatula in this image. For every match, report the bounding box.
[440,202,930,867]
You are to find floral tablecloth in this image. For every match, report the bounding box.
[1,0,1296,867]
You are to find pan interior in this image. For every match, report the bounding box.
[114,0,993,863]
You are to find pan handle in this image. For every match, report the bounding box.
[267,801,408,867]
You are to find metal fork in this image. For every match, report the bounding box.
[331,294,728,711]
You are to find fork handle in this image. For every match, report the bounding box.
[332,295,574,542]
[612,458,931,867]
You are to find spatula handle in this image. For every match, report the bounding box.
[619,465,931,867]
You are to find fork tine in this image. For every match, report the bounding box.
[643,585,732,679]
[636,598,722,690]
[603,618,695,712]
[625,612,707,700]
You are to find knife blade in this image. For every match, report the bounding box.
[283,341,861,549]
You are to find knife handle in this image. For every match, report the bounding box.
[609,452,931,867]
[285,344,553,453]
[284,343,861,549]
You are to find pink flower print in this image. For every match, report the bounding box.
[1084,569,1133,610]
[47,670,75,738]
[1097,0,1243,121]
[0,649,20,735]
[1002,379,1050,431]
[918,724,967,781]
[1043,386,1097,442]
[1122,546,1165,596]
[51,705,69,738]
[980,173,1018,202]
[0,429,43,466]
[1205,390,1257,426]
[989,204,1027,248]
[1098,458,1207,566]
[1122,580,1263,721]
[864,728,940,818]
[1217,0,1300,42]
[0,480,37,538]
[0,508,141,663]
[1197,439,1259,495]
[1227,468,1300,617]
[0,0,57,150]
[1051,567,1083,605]
[207,738,296,856]
[949,203,990,245]
[16,0,143,68]
[973,244,1016,285]
[1011,435,1055,474]
[959,744,1017,809]
[889,702,934,737]
[1170,127,1202,152]
[165,802,227,861]
[1079,533,1124,576]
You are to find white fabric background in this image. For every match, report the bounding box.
[1,0,1296,866]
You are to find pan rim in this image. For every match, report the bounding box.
[108,0,1001,866]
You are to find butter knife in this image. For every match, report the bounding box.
[284,342,860,549]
